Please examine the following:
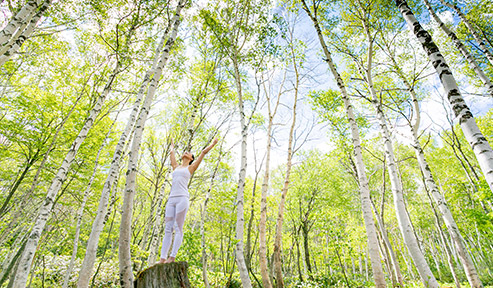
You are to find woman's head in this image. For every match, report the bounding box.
[182,151,195,165]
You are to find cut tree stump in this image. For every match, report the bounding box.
[134,262,191,288]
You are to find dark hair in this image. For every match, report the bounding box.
[189,154,195,165]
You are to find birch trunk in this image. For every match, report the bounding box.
[371,200,404,287]
[258,138,272,288]
[77,18,170,288]
[424,0,493,97]
[272,48,299,288]
[118,3,185,286]
[0,0,45,51]
[200,143,225,288]
[231,52,252,288]
[407,87,482,287]
[413,126,482,286]
[62,107,120,288]
[147,182,167,265]
[0,0,50,65]
[259,71,282,288]
[359,14,439,286]
[382,12,483,285]
[396,0,493,195]
[438,0,493,66]
[429,194,462,288]
[300,1,386,286]
[12,62,119,288]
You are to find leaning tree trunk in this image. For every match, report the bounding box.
[396,0,493,196]
[361,18,439,287]
[12,62,120,288]
[259,127,273,288]
[0,0,50,66]
[427,191,462,288]
[371,199,404,287]
[231,52,253,288]
[76,17,171,288]
[118,3,185,286]
[411,120,482,286]
[300,1,386,287]
[396,44,484,286]
[381,11,481,285]
[370,96,439,288]
[424,0,493,97]
[0,0,47,51]
[438,0,493,67]
[62,107,121,288]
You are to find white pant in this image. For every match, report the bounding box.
[160,196,189,258]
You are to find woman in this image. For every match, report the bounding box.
[159,137,218,263]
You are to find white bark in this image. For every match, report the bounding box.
[147,183,166,265]
[0,0,45,50]
[0,0,50,65]
[371,200,404,287]
[438,0,493,66]
[413,126,482,287]
[272,46,298,288]
[76,20,170,288]
[397,0,493,209]
[384,23,486,284]
[259,72,281,288]
[232,53,252,288]
[118,3,185,286]
[365,38,439,288]
[62,104,122,288]
[12,63,119,288]
[300,1,386,286]
[200,144,224,288]
[424,0,493,97]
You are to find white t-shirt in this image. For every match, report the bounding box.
[169,167,191,197]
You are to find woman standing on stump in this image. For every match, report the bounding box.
[159,137,218,263]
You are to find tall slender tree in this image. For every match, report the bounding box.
[300,0,386,286]
[438,0,493,67]
[396,0,493,207]
[118,1,186,286]
[423,0,493,97]
[12,57,121,288]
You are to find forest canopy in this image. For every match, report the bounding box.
[0,0,492,287]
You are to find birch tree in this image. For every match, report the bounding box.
[396,0,493,206]
[62,105,123,288]
[437,0,493,67]
[355,6,439,286]
[76,3,182,286]
[200,1,271,285]
[300,0,386,286]
[258,68,284,288]
[0,0,51,62]
[379,25,484,287]
[12,58,121,288]
[0,0,50,66]
[118,1,186,286]
[423,0,493,98]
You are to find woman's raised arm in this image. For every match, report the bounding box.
[189,138,218,174]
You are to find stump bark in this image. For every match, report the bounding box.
[134,262,191,288]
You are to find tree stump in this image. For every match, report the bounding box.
[134,262,191,288]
